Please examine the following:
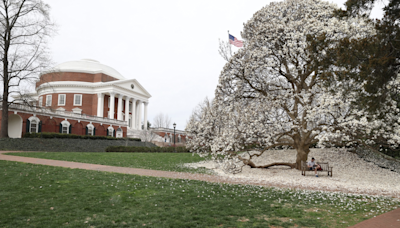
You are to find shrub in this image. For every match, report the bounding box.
[105,146,189,153]
[23,132,141,141]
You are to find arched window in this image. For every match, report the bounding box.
[27,116,41,133]
[86,123,95,136]
[107,126,114,137]
[60,120,71,134]
[116,128,123,138]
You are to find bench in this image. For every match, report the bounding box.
[301,161,333,177]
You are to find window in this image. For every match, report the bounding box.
[31,120,37,133]
[86,124,95,136]
[60,120,70,134]
[46,95,52,106]
[88,127,93,135]
[62,125,68,134]
[38,96,43,107]
[116,128,123,138]
[74,94,82,106]
[28,116,41,133]
[88,126,94,135]
[58,94,66,106]
[108,128,113,136]
[129,102,132,111]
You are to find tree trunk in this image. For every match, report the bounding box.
[255,162,295,169]
[239,157,295,169]
[295,146,310,170]
[1,50,9,138]
[1,98,8,138]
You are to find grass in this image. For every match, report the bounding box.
[6,152,212,174]
[1,160,399,227]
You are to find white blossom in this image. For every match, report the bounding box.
[186,0,399,173]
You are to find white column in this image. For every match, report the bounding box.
[109,92,115,119]
[137,101,142,129]
[117,94,123,120]
[143,102,148,130]
[125,97,130,123]
[131,98,136,129]
[96,93,104,117]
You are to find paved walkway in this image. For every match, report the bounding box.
[0,151,285,187]
[349,207,400,228]
[1,151,399,227]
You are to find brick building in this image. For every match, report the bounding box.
[0,59,152,138]
[151,127,188,146]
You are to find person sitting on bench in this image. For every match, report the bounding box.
[307,157,320,177]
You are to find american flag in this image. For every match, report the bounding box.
[229,34,243,47]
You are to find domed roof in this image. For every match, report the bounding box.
[52,59,125,80]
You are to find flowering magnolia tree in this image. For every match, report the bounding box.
[186,0,400,172]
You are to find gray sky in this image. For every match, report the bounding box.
[47,0,385,130]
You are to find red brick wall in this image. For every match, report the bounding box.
[39,93,97,116]
[0,110,127,137]
[36,72,118,87]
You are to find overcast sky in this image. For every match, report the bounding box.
[47,0,385,130]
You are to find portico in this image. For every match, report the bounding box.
[96,91,149,130]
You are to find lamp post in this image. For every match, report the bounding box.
[173,122,176,152]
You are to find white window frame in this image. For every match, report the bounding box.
[116,128,123,138]
[28,116,40,133]
[38,96,43,107]
[87,123,95,136]
[61,120,70,134]
[108,126,114,136]
[74,94,82,106]
[58,94,66,106]
[46,95,52,106]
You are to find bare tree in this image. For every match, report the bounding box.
[218,38,232,62]
[140,129,157,147]
[0,0,56,138]
[152,112,171,128]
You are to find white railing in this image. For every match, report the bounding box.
[151,127,186,135]
[1,102,127,126]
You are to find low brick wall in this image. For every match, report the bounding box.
[0,138,156,152]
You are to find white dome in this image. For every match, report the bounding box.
[52,59,125,80]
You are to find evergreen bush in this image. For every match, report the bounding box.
[105,146,189,153]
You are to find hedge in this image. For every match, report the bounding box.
[105,146,189,153]
[23,132,141,141]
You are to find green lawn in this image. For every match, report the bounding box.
[1,160,398,227]
[6,152,212,174]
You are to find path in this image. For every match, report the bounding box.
[1,151,399,227]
